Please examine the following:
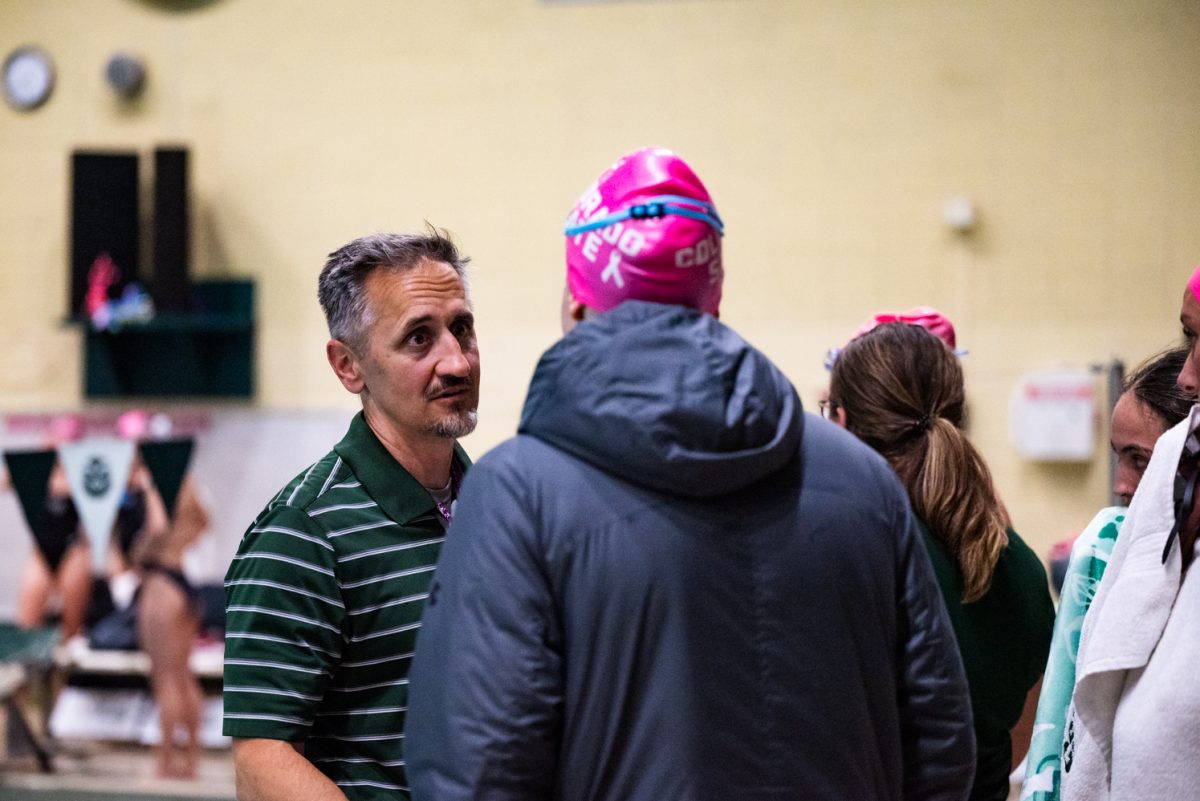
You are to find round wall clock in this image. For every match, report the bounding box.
[3,46,55,111]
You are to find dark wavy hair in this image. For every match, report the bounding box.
[1123,347,1192,429]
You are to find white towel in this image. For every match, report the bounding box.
[1061,408,1197,800]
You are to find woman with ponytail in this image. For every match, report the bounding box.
[828,321,1054,801]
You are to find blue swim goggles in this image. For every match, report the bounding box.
[564,194,725,238]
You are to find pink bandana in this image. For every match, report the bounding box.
[849,307,957,349]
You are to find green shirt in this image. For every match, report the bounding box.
[223,412,468,800]
[919,522,1055,801]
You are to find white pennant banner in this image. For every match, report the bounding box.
[57,437,136,572]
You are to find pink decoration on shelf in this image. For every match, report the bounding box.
[84,252,120,321]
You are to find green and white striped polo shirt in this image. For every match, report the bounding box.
[223,412,468,800]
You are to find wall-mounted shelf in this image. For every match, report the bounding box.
[83,279,254,398]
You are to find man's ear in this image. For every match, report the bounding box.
[327,339,365,394]
[834,407,848,429]
[560,285,590,334]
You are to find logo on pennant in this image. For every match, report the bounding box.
[57,437,136,572]
[83,458,112,497]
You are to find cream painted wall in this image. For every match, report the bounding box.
[2,0,1200,562]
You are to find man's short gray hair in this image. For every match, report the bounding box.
[318,228,470,351]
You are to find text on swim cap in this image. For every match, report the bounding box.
[675,232,722,286]
[567,188,648,260]
[601,251,624,288]
[579,222,647,262]
[674,233,719,269]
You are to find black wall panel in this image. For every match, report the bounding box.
[152,147,191,312]
[70,152,140,318]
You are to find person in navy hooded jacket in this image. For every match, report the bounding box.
[406,147,975,801]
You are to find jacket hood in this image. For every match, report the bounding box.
[518,301,803,497]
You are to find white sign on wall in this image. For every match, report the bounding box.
[1010,369,1096,461]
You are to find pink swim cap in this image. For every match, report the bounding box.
[850,307,957,349]
[1187,264,1200,303]
[564,147,723,315]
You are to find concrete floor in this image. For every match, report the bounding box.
[0,712,1023,801]
[1,738,233,800]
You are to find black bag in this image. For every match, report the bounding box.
[87,603,140,651]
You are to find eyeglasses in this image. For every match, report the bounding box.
[818,399,834,420]
[1163,423,1200,566]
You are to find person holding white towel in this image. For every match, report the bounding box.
[1061,263,1200,800]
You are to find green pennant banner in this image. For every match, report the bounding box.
[3,449,57,538]
[138,439,194,518]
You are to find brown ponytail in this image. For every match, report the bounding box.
[829,323,1008,602]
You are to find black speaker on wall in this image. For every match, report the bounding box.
[70,152,140,319]
[152,147,192,313]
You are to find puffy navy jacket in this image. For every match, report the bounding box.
[407,301,974,801]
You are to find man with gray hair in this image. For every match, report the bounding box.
[223,229,480,801]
